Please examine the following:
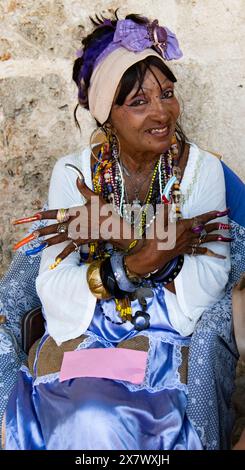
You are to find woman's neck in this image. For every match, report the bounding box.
[119,150,161,175]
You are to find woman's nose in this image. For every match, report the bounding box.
[149,97,168,121]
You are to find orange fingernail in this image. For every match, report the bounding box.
[13,233,37,251]
[12,213,42,225]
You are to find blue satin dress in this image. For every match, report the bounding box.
[5,285,202,450]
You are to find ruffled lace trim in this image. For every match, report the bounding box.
[117,332,188,393]
[75,332,112,350]
[34,372,60,386]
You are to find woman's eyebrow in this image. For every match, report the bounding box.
[140,78,169,91]
[129,78,171,97]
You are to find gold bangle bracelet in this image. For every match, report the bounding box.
[86,260,112,300]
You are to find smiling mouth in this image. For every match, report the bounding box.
[146,126,170,136]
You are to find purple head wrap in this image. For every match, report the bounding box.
[76,18,183,106]
[95,19,183,66]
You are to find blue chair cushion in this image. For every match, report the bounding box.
[222,162,245,227]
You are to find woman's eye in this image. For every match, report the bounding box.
[161,89,174,99]
[128,99,147,107]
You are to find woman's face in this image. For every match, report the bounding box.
[110,66,180,158]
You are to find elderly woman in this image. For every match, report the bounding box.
[4,13,231,450]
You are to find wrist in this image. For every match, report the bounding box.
[149,255,184,284]
[124,253,150,277]
[124,249,174,277]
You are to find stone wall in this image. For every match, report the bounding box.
[0,0,245,274]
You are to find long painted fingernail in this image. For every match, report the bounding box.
[216,208,230,217]
[65,164,85,183]
[13,233,38,251]
[217,236,234,242]
[12,213,42,225]
[206,249,226,259]
[49,257,62,270]
[25,243,48,256]
[218,223,231,230]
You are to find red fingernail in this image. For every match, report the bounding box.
[218,223,231,230]
[217,236,234,242]
[216,208,230,217]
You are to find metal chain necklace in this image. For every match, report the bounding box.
[120,159,159,228]
[120,159,157,206]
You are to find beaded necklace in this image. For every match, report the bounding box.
[91,134,182,253]
[88,134,183,323]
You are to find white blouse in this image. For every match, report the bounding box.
[36,144,230,343]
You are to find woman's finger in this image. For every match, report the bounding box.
[200,208,229,224]
[186,208,229,230]
[64,164,95,202]
[13,210,59,225]
[76,177,97,202]
[12,206,84,227]
[191,234,233,244]
[33,222,72,237]
[185,246,208,256]
[24,233,68,256]
[13,222,71,250]
[54,242,78,263]
[185,246,226,259]
[33,216,80,238]
[43,233,68,247]
[13,232,40,251]
[64,162,97,202]
[205,222,231,233]
[51,237,93,267]
[50,239,88,268]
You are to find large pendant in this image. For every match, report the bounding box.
[131,311,150,331]
[131,198,142,225]
[130,287,153,331]
[132,198,142,210]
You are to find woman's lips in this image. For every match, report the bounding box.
[146,125,170,137]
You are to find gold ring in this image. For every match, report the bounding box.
[57,208,70,223]
[57,223,67,234]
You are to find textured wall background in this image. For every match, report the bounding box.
[0,0,245,275]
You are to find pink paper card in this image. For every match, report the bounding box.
[59,347,147,384]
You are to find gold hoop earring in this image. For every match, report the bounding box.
[89,126,110,162]
[89,124,121,162]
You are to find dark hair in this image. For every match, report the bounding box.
[115,56,177,106]
[73,11,187,152]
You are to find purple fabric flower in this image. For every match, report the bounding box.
[113,19,152,51]
[94,19,183,67]
[164,27,183,60]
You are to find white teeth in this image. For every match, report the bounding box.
[149,126,168,134]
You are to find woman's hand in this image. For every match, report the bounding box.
[125,208,231,277]
[13,170,231,269]
[13,177,135,258]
